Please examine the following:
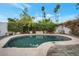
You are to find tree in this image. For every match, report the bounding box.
[8,18,16,22]
[38,18,56,33]
[64,19,79,36]
[8,18,19,32]
[53,4,60,24]
[8,5,57,34]
[75,3,79,19]
[19,8,32,33]
[41,6,46,19]
[76,3,79,10]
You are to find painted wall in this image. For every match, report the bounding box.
[0,22,7,36]
[55,25,71,34]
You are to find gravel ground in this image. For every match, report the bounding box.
[47,44,79,56]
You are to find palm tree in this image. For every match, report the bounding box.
[53,4,60,24]
[76,3,79,10]
[41,6,46,19]
[41,5,47,33]
[75,3,79,19]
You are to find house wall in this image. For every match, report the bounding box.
[0,22,7,36]
[55,25,71,34]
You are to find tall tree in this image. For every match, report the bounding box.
[53,4,60,24]
[41,6,46,19]
[76,3,79,10]
[75,3,79,19]
[19,8,32,33]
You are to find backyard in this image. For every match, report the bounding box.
[0,3,79,56]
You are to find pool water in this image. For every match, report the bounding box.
[3,35,71,48]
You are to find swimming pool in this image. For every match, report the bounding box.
[3,35,71,48]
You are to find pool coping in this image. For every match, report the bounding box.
[0,34,79,56]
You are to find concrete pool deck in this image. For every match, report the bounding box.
[0,34,79,56]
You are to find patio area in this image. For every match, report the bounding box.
[47,44,79,56]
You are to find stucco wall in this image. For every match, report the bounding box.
[0,22,7,36]
[55,26,71,34]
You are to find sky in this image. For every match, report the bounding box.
[0,3,79,23]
